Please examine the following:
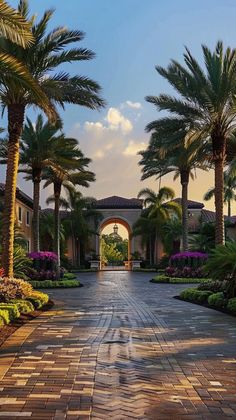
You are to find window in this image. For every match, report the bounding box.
[26,240,30,252]
[18,206,22,223]
[26,211,30,226]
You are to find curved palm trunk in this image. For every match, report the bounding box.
[32,170,41,252]
[228,200,231,218]
[53,182,62,278]
[181,170,189,252]
[213,135,226,245]
[2,104,25,277]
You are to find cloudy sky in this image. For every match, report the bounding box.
[3,0,236,213]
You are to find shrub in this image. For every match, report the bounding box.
[0,309,10,324]
[0,316,5,326]
[165,265,206,278]
[28,251,58,272]
[0,278,33,302]
[26,291,49,309]
[29,280,80,288]
[10,299,34,314]
[208,292,227,308]
[169,252,208,269]
[0,303,20,320]
[29,269,57,281]
[13,246,32,278]
[0,268,5,277]
[227,298,236,314]
[198,280,225,293]
[151,276,209,284]
[180,288,212,303]
[63,272,76,280]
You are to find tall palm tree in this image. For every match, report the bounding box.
[204,172,236,217]
[0,0,104,276]
[132,211,156,265]
[139,130,209,250]
[137,187,181,263]
[20,115,62,252]
[146,41,236,245]
[44,138,95,272]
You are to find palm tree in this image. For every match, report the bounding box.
[161,218,182,255]
[146,41,236,245]
[44,137,95,273]
[61,188,102,266]
[0,0,104,276]
[132,211,156,265]
[204,173,236,217]
[139,130,209,251]
[137,187,181,263]
[20,115,62,252]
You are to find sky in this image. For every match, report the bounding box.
[3,0,236,214]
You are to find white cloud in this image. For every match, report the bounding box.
[125,100,142,109]
[84,121,106,132]
[106,107,133,134]
[123,140,147,156]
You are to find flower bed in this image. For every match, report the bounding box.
[150,275,209,284]
[165,252,208,278]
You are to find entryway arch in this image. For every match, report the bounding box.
[98,216,133,270]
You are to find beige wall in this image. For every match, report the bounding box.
[15,198,33,252]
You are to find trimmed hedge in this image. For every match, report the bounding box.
[0,303,20,321]
[227,298,236,314]
[63,272,77,280]
[151,275,210,284]
[28,280,80,289]
[180,288,212,303]
[208,292,227,308]
[0,309,10,324]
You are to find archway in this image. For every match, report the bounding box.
[98,217,132,270]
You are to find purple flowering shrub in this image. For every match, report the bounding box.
[27,251,59,280]
[165,252,208,278]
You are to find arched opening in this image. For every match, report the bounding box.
[99,217,132,270]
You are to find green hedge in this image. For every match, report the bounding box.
[208,292,227,308]
[227,298,236,314]
[180,288,212,303]
[0,303,20,321]
[28,280,80,289]
[150,275,210,284]
[63,272,77,280]
[0,309,10,324]
[26,291,49,309]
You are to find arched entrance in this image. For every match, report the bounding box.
[98,217,132,270]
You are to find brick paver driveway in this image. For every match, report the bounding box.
[1,272,236,419]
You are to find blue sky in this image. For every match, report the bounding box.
[4,0,236,212]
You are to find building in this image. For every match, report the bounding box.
[0,183,34,252]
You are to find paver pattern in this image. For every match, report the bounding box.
[1,271,236,419]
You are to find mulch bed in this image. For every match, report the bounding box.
[174,295,236,317]
[0,299,54,348]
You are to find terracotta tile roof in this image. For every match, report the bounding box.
[173,198,204,209]
[0,182,33,209]
[95,195,143,209]
[201,209,236,225]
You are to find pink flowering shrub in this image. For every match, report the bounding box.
[28,252,58,261]
[165,252,208,278]
[28,251,58,275]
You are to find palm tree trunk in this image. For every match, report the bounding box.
[53,182,62,278]
[32,173,41,252]
[2,104,25,277]
[181,170,189,251]
[213,136,225,245]
[154,228,158,264]
[228,200,231,218]
[149,236,152,265]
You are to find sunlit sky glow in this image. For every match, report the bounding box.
[2,1,236,214]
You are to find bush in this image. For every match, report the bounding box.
[0,303,20,320]
[151,275,169,283]
[151,275,209,284]
[0,278,33,302]
[227,298,236,314]
[28,280,80,288]
[0,316,5,326]
[13,245,32,278]
[208,292,227,308]
[26,291,49,309]
[63,272,76,280]
[165,265,206,278]
[198,280,225,293]
[180,288,212,303]
[0,309,10,324]
[10,299,34,314]
[169,252,208,269]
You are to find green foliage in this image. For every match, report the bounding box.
[205,241,236,297]
[198,280,226,293]
[208,292,227,308]
[10,299,34,314]
[0,309,10,324]
[63,272,76,280]
[189,223,216,253]
[0,303,20,320]
[29,280,80,288]
[100,237,124,264]
[13,245,32,278]
[26,291,49,309]
[180,288,212,303]
[151,275,209,284]
[227,298,236,314]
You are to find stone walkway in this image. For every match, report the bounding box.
[1,272,236,419]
